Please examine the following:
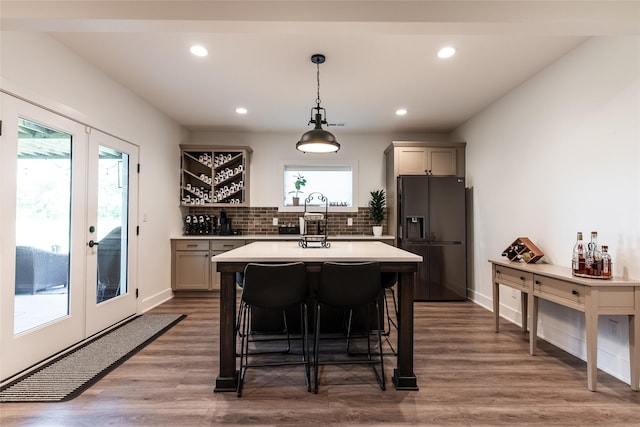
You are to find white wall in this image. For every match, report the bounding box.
[453,36,640,383]
[1,32,187,311]
[189,131,450,207]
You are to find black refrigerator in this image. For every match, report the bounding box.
[397,175,467,301]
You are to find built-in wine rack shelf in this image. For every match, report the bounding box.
[180,145,252,207]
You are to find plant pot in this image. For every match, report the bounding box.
[372,225,383,237]
[292,197,300,206]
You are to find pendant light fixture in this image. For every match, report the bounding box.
[296,54,340,153]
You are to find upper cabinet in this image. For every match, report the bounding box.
[180,145,252,207]
[396,146,458,176]
[385,141,465,178]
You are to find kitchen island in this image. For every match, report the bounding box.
[211,240,422,392]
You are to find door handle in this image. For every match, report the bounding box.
[88,240,99,248]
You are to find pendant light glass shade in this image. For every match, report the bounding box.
[297,53,340,153]
[296,127,340,153]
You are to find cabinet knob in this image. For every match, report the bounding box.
[572,289,579,296]
[535,280,541,285]
[520,276,525,281]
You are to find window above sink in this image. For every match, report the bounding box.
[280,160,358,212]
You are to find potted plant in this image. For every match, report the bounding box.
[288,173,307,206]
[368,189,385,236]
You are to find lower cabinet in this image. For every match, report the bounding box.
[171,240,212,291]
[171,239,245,293]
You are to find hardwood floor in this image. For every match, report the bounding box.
[2,297,639,426]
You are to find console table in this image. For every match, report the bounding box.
[490,259,640,392]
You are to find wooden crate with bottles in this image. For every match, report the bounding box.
[502,237,544,264]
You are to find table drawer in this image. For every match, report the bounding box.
[175,240,210,251]
[494,265,533,291]
[211,240,245,251]
[534,275,585,308]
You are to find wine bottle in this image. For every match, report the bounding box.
[601,245,612,278]
[572,232,586,275]
[585,231,602,276]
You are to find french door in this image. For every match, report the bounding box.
[0,94,138,381]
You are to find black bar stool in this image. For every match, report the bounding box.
[313,261,385,393]
[237,262,311,397]
[235,272,290,357]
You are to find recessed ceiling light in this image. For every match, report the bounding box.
[396,108,408,116]
[437,46,456,59]
[235,107,248,115]
[190,45,208,57]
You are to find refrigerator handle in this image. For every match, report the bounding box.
[397,177,403,239]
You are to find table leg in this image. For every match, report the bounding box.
[493,280,500,333]
[214,271,238,392]
[585,297,599,392]
[392,270,418,390]
[521,292,528,333]
[630,313,639,391]
[529,295,539,356]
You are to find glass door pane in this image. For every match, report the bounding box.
[96,146,129,304]
[14,119,72,334]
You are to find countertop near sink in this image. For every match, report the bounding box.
[171,234,395,241]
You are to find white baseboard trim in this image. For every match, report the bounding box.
[139,288,174,314]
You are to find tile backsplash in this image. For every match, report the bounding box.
[187,206,390,236]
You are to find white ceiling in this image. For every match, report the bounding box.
[2,1,639,134]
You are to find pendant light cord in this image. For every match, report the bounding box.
[315,61,322,109]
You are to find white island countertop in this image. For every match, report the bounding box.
[173,234,394,241]
[211,240,422,263]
